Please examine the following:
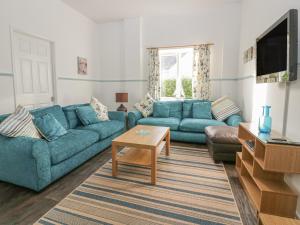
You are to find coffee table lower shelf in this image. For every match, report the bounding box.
[117,141,166,167]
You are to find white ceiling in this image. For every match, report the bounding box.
[62,0,241,23]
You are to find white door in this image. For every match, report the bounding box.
[12,31,55,110]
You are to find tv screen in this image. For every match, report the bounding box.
[257,19,287,77]
[256,9,298,83]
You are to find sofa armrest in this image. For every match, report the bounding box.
[128,110,143,129]
[0,135,51,191]
[108,111,126,122]
[226,114,243,127]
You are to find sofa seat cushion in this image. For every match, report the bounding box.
[179,118,226,133]
[79,120,124,140]
[137,117,180,131]
[48,129,99,165]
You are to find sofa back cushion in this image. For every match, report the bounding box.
[33,113,67,141]
[63,104,88,129]
[76,105,100,126]
[31,105,68,130]
[183,100,208,118]
[192,102,212,119]
[153,101,182,119]
[153,103,170,118]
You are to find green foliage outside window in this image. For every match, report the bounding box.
[162,78,192,99]
[162,79,176,97]
[182,78,192,98]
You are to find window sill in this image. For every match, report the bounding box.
[159,97,193,101]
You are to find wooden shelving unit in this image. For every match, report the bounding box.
[236,123,300,218]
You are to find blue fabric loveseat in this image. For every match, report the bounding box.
[0,104,126,191]
[128,100,242,143]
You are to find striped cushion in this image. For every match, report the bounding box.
[212,96,240,121]
[0,105,41,138]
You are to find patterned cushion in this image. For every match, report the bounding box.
[0,105,41,138]
[134,93,155,117]
[90,97,109,121]
[212,96,240,121]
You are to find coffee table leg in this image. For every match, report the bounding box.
[151,148,157,185]
[166,130,170,156]
[112,143,118,177]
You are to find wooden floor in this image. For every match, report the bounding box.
[0,142,257,225]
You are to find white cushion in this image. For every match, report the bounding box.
[212,96,240,121]
[134,93,155,117]
[0,105,41,138]
[90,97,109,121]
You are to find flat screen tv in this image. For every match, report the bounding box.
[256,9,298,83]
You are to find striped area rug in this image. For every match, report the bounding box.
[35,145,242,225]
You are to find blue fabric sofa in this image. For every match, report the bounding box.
[0,104,126,191]
[128,100,242,143]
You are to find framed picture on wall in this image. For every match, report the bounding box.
[77,57,87,75]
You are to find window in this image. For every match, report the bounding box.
[159,48,193,99]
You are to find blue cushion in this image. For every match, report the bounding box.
[63,104,88,129]
[76,106,99,126]
[226,114,242,127]
[179,118,226,132]
[193,102,212,119]
[0,114,9,123]
[79,120,125,140]
[183,100,206,118]
[153,103,169,118]
[154,101,182,119]
[34,113,67,141]
[31,105,68,130]
[48,129,99,165]
[137,117,181,131]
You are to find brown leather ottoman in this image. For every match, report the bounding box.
[205,126,242,162]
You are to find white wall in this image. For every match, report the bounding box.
[238,0,300,215]
[97,1,242,110]
[97,19,145,111]
[0,0,99,113]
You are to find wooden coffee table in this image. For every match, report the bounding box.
[112,125,170,185]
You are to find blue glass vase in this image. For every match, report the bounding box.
[259,106,272,133]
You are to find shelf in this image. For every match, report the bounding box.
[236,152,242,175]
[118,141,165,167]
[255,157,265,169]
[254,176,296,196]
[243,160,254,175]
[240,174,261,209]
[240,139,254,156]
[259,213,300,225]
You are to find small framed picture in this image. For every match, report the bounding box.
[77,57,87,75]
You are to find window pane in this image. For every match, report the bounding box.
[160,54,177,97]
[159,48,193,99]
[180,50,193,79]
[160,55,177,78]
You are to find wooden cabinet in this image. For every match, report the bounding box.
[236,123,300,218]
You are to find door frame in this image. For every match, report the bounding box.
[10,26,58,109]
